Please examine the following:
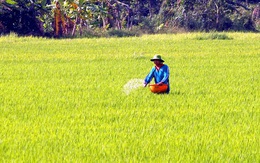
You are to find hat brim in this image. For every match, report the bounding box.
[150,59,164,62]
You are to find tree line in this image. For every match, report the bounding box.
[0,0,260,37]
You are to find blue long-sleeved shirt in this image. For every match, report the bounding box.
[144,64,170,93]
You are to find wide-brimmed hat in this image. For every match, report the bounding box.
[150,54,164,62]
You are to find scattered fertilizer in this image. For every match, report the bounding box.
[123,79,144,95]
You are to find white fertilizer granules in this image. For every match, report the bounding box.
[123,79,144,95]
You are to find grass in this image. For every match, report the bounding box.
[195,32,233,40]
[0,32,259,162]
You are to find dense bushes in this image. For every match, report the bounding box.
[0,0,259,38]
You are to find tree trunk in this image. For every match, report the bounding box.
[72,15,78,36]
[214,2,220,30]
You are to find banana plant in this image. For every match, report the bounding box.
[49,0,105,36]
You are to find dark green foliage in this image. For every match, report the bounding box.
[0,0,259,37]
[107,29,140,37]
[195,33,233,40]
[0,0,48,36]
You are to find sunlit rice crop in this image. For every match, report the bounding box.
[0,33,259,162]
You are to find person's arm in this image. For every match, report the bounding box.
[143,67,155,87]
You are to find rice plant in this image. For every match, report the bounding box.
[0,33,259,162]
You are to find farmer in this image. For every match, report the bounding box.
[143,54,170,93]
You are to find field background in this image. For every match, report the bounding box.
[0,33,259,162]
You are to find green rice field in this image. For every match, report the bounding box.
[0,33,259,162]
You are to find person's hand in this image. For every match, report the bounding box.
[157,82,163,85]
[143,83,147,87]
